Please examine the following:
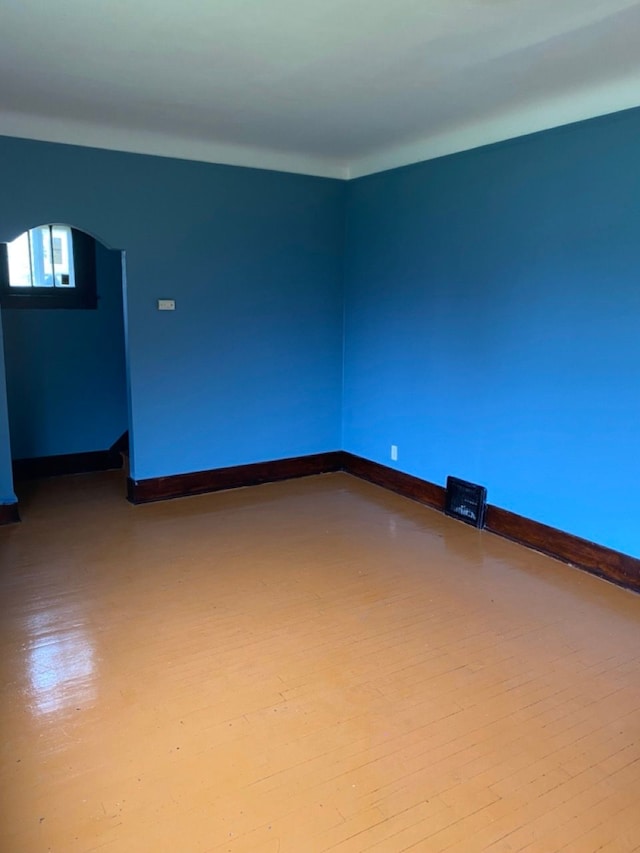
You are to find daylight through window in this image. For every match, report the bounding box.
[7,225,75,289]
[1,224,97,309]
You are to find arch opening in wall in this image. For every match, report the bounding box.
[0,223,132,502]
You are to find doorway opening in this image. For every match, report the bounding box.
[0,223,132,514]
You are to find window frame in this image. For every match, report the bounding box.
[0,226,98,310]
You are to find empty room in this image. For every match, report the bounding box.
[1,2,639,851]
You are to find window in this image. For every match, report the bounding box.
[1,225,97,309]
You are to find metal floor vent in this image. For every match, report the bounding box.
[445,477,487,529]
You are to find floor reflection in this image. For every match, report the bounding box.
[26,612,96,715]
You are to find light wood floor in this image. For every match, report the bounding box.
[1,472,639,853]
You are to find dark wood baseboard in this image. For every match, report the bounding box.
[342,453,640,594]
[125,448,640,593]
[341,452,446,511]
[13,449,123,480]
[0,502,20,525]
[127,451,344,504]
[484,505,640,594]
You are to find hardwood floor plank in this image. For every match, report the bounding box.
[1,471,639,852]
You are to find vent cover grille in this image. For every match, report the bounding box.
[445,477,487,529]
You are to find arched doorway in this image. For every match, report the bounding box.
[0,223,131,514]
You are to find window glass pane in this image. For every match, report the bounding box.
[52,237,63,266]
[7,232,33,287]
[31,226,54,288]
[5,225,79,294]
[51,225,75,288]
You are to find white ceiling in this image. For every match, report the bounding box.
[1,0,640,179]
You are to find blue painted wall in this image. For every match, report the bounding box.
[0,318,16,504]
[1,109,638,558]
[0,137,346,483]
[343,108,640,558]
[2,243,127,459]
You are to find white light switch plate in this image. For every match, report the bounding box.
[157,299,175,311]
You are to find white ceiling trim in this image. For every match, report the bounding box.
[1,76,639,184]
[0,110,350,181]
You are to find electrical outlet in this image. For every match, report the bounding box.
[390,444,398,461]
[157,299,175,311]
